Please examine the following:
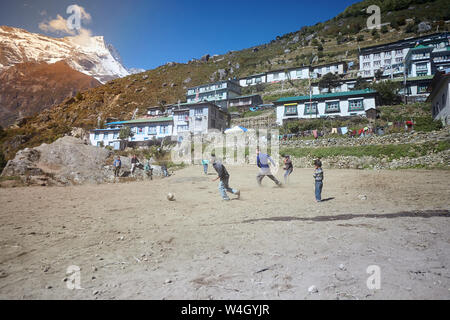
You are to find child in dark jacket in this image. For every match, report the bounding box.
[211,156,240,201]
[283,155,293,184]
[313,160,324,202]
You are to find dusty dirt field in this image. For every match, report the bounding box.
[0,166,449,300]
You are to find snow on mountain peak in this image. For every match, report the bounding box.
[0,26,130,83]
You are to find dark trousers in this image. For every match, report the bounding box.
[114,167,121,177]
[257,173,280,185]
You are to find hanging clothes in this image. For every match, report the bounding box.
[313,130,318,139]
[331,128,338,134]
[340,127,348,135]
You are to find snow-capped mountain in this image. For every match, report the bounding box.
[0,26,130,83]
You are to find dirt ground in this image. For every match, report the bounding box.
[0,166,449,300]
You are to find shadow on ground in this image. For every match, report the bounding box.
[242,210,450,223]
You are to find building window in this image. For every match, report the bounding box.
[395,57,403,63]
[325,101,340,113]
[304,103,318,115]
[177,125,189,132]
[148,126,157,134]
[348,99,364,111]
[384,59,391,65]
[194,108,203,116]
[284,104,298,116]
[416,62,428,71]
[94,133,100,140]
[113,132,119,139]
[363,62,370,69]
[160,125,169,134]
[417,72,428,77]
[273,73,279,80]
[374,53,381,59]
[255,77,262,83]
[246,78,252,85]
[384,51,391,57]
[374,60,381,67]
[396,49,403,56]
[177,112,189,121]
[363,55,370,60]
[137,127,145,135]
[364,71,371,76]
[418,85,428,93]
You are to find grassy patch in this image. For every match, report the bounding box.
[281,141,450,160]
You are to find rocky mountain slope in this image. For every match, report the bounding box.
[0,61,101,127]
[0,26,130,83]
[1,0,449,160]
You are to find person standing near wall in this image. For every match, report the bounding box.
[202,158,209,175]
[130,155,140,176]
[283,155,293,184]
[113,156,122,178]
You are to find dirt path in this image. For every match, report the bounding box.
[0,166,449,300]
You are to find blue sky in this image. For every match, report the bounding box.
[0,0,360,70]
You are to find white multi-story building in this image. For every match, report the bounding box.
[186,80,241,110]
[427,69,450,126]
[89,117,174,149]
[168,101,230,137]
[359,32,449,79]
[238,62,347,87]
[274,89,377,125]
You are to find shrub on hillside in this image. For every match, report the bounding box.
[413,116,443,132]
[371,81,402,105]
[405,23,417,33]
[0,150,7,173]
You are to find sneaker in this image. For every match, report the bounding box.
[223,198,231,201]
[235,190,240,199]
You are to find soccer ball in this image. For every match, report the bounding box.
[167,193,175,201]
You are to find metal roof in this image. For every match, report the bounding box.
[106,117,173,126]
[275,89,377,103]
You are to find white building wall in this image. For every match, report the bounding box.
[360,48,410,77]
[433,82,450,125]
[89,131,121,148]
[276,106,285,125]
[267,71,287,82]
[276,96,376,124]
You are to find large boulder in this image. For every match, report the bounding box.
[2,136,112,185]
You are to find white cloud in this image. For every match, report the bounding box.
[38,5,92,38]
[39,14,76,35]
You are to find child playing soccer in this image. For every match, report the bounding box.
[211,156,240,201]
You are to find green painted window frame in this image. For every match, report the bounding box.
[325,101,340,113]
[348,99,364,112]
[284,105,298,116]
[304,102,318,115]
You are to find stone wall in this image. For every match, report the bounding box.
[290,150,450,170]
[280,128,450,149]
